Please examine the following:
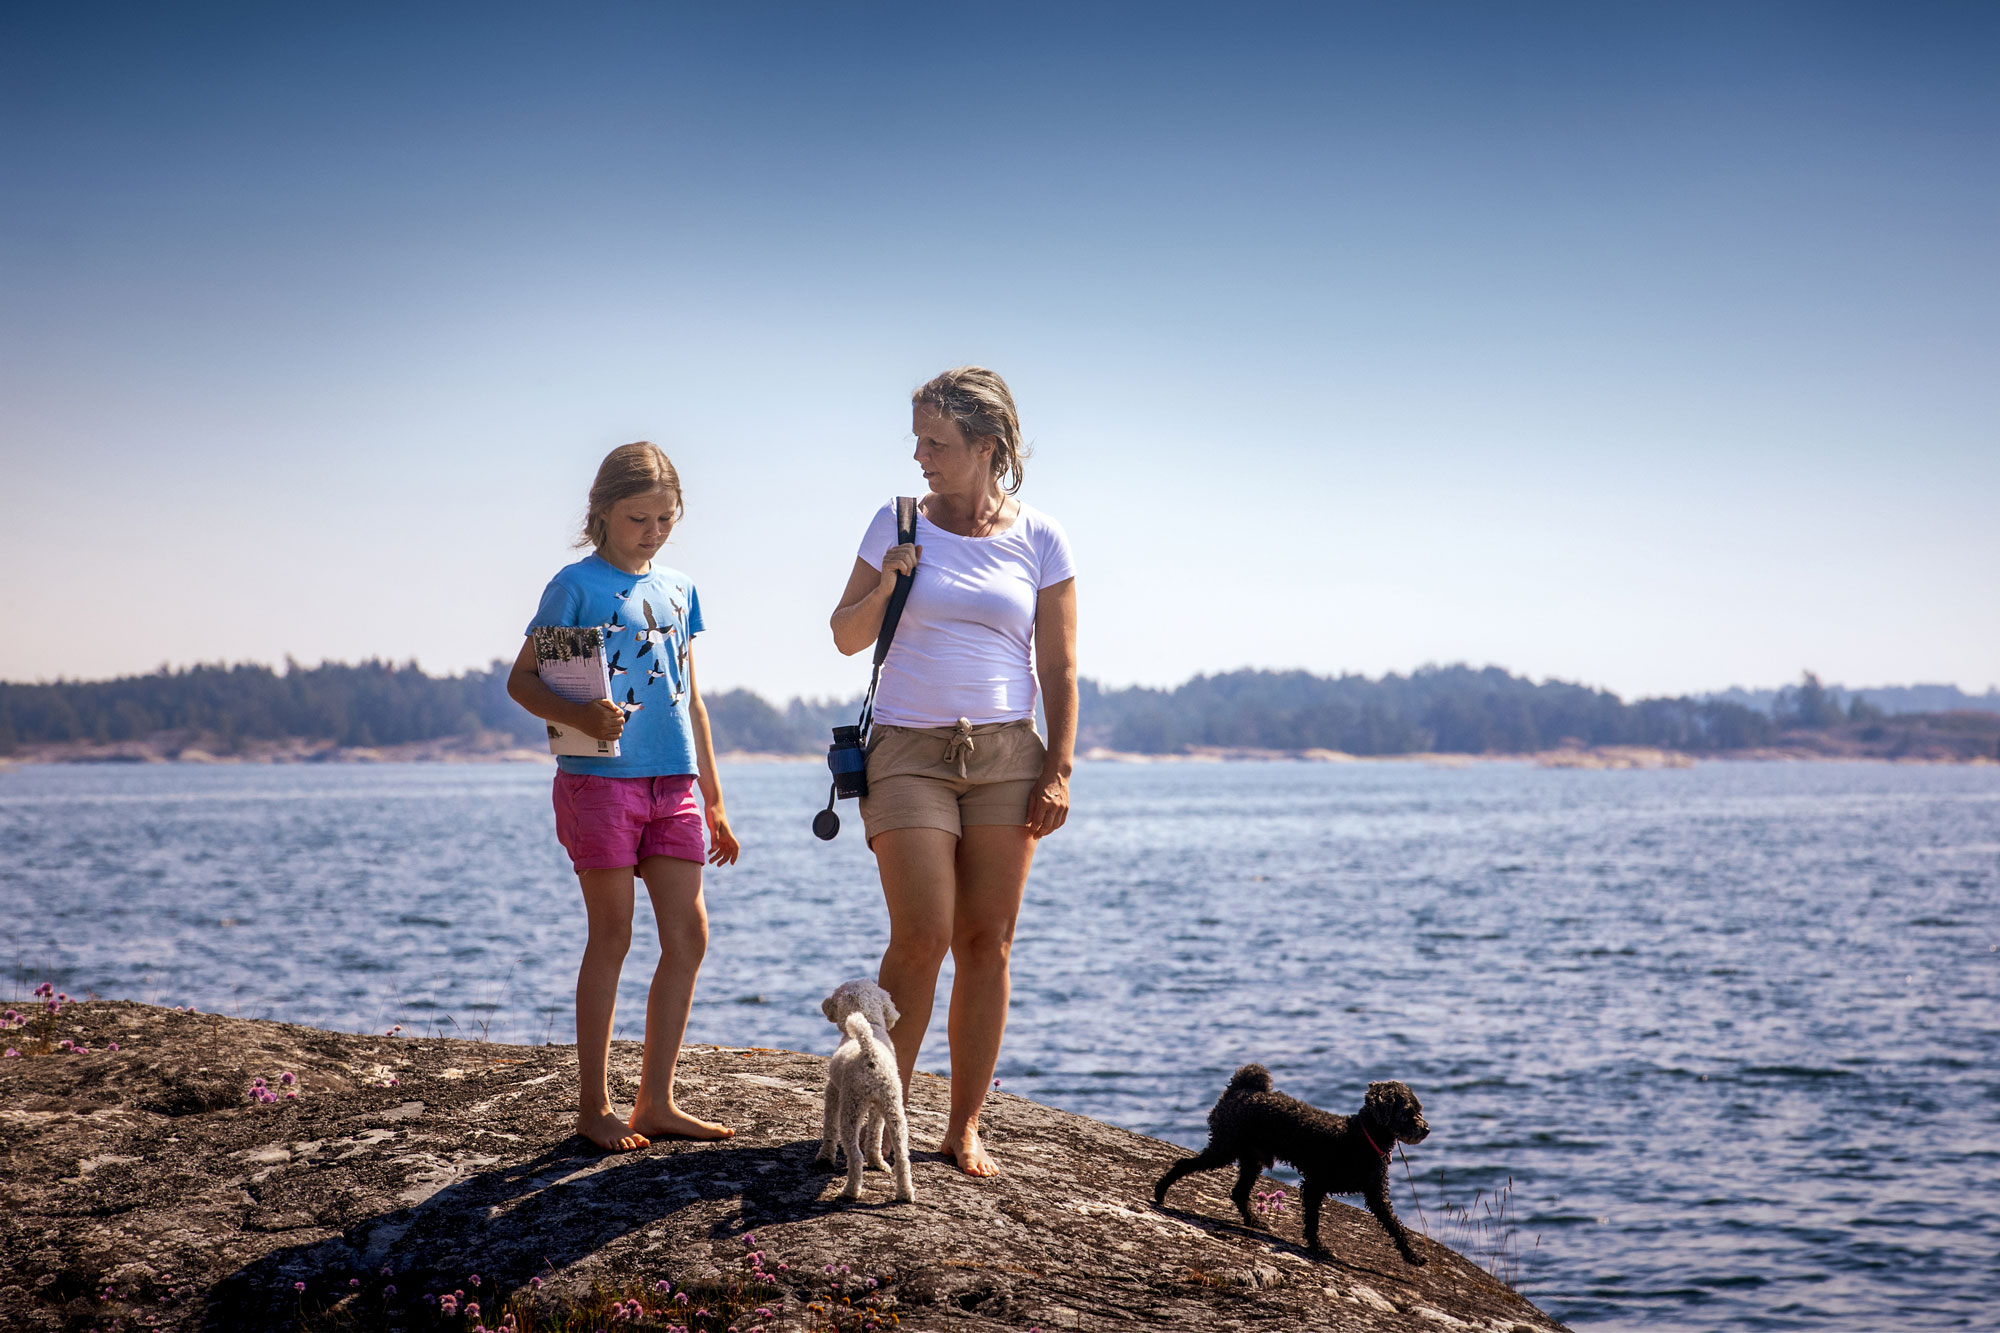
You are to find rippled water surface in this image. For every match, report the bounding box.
[4,759,1996,1329]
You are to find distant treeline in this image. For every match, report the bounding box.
[0,660,531,751]
[1078,666,1787,754]
[1706,680,2000,718]
[0,660,1896,757]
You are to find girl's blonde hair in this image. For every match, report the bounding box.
[912,366,1030,494]
[578,442,684,549]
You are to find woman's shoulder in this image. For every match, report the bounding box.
[1011,501,1070,544]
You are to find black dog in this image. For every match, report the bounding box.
[1153,1065,1431,1264]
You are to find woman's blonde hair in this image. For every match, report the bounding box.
[912,366,1029,494]
[578,441,684,549]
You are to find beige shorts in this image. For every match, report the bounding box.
[859,718,1048,843]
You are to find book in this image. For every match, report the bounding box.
[530,626,621,758]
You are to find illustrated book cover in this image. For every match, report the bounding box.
[531,626,621,758]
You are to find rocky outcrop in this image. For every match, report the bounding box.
[2,1003,1565,1331]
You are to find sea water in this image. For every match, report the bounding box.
[2,759,1994,1330]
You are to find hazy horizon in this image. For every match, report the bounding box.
[3,652,1992,708]
[4,3,1994,702]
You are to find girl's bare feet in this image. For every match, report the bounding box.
[578,1107,650,1153]
[629,1099,734,1141]
[941,1123,998,1177]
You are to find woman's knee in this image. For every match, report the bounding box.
[952,925,1014,973]
[882,924,952,971]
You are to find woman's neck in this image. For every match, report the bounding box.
[924,485,1013,537]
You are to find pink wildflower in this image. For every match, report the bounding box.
[107,1042,120,1051]
[294,1282,306,1292]
[280,1071,295,1086]
[5,1049,19,1059]
[384,1285,397,1296]
[349,1278,361,1289]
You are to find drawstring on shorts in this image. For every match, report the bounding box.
[942,717,977,778]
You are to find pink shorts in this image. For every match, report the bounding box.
[552,772,705,872]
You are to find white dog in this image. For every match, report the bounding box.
[816,979,916,1203]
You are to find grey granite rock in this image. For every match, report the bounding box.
[0,1002,1566,1331]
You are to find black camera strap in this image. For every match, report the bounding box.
[815,497,919,839]
[857,495,920,739]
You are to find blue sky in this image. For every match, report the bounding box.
[3,2,1994,702]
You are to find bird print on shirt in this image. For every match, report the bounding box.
[600,587,694,712]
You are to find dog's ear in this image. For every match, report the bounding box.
[821,995,837,1022]
[882,994,901,1029]
[1367,1080,1419,1114]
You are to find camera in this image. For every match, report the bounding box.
[827,725,868,799]
[815,725,870,840]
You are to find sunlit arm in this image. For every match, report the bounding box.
[506,638,625,741]
[684,652,740,865]
[1034,577,1078,778]
[1025,576,1078,838]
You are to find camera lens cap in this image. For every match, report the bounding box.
[811,809,841,841]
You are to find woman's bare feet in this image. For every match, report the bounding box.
[578,1107,650,1153]
[940,1123,998,1177]
[628,1100,734,1141]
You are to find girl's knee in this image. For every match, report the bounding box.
[586,918,635,957]
[657,915,709,958]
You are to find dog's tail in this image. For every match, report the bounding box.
[1225,1064,1273,1097]
[842,1011,878,1064]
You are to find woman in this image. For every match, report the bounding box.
[830,366,1078,1177]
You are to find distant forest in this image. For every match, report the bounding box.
[0,660,1911,757]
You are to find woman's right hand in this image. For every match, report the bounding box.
[578,698,627,742]
[878,542,920,594]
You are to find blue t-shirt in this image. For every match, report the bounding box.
[526,553,706,777]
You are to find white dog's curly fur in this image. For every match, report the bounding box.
[816,979,916,1203]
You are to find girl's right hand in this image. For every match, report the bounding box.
[878,543,920,595]
[580,698,627,742]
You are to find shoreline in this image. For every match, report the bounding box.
[1,739,1993,769]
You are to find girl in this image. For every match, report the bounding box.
[508,441,739,1152]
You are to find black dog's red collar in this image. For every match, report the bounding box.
[1360,1119,1391,1159]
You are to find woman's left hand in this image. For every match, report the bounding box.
[1025,769,1070,839]
[706,804,741,866]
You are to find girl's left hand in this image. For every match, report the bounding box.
[706,805,740,865]
[1025,769,1070,839]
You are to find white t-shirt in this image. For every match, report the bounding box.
[855,498,1076,728]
